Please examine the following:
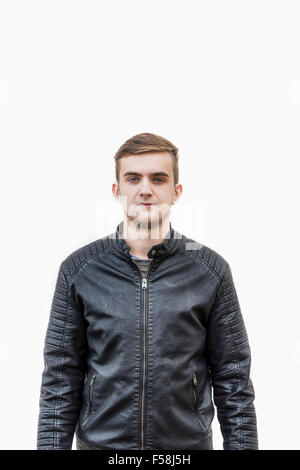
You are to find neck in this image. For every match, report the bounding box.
[122,216,171,259]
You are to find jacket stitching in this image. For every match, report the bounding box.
[219,265,244,449]
[183,249,224,286]
[53,268,71,450]
[65,248,141,299]
[64,248,105,288]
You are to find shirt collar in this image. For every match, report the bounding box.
[108,220,183,260]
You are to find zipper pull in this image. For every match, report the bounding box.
[142,278,147,289]
[193,373,197,386]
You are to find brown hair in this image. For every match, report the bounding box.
[114,132,179,186]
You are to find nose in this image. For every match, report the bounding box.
[138,178,154,196]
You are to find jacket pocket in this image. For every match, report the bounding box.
[191,372,208,432]
[81,371,96,428]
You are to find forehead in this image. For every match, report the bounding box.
[120,152,173,176]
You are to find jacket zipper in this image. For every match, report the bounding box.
[192,372,206,431]
[128,255,154,449]
[135,260,154,450]
[82,373,96,427]
[141,276,148,450]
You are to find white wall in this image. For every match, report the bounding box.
[0,0,299,450]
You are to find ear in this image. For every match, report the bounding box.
[172,184,183,205]
[112,183,120,200]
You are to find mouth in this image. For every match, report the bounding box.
[139,203,157,206]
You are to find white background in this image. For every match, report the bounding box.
[1,0,299,450]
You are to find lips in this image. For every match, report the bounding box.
[139,203,156,206]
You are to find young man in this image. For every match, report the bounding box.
[37,133,259,450]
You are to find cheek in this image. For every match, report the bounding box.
[157,193,174,210]
[120,193,134,211]
[158,188,173,202]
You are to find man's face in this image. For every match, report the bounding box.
[112,152,182,235]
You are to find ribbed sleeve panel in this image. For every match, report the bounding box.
[206,263,259,450]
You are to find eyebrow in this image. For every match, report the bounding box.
[122,171,170,178]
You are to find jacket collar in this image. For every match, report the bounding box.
[108,220,183,260]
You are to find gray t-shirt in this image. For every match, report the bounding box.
[130,253,152,278]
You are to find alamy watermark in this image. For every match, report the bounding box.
[94,197,205,251]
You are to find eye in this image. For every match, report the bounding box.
[127,177,165,183]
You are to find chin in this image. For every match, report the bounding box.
[136,214,161,229]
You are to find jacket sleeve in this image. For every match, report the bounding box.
[205,262,259,450]
[37,262,88,450]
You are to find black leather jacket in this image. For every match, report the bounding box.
[37,221,258,450]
